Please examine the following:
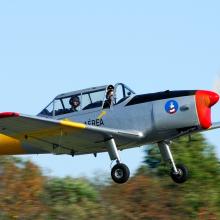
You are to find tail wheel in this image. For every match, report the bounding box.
[170,164,189,184]
[111,163,130,184]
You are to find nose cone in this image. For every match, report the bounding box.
[195,90,219,129]
[208,91,219,107]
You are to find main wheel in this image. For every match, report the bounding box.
[170,164,189,184]
[111,163,130,184]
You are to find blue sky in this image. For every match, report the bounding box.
[0,1,220,178]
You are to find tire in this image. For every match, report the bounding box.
[170,164,189,184]
[111,163,130,184]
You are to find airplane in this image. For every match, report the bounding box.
[0,83,219,184]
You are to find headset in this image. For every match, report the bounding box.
[69,96,80,106]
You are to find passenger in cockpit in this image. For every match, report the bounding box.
[69,96,80,112]
[103,85,114,109]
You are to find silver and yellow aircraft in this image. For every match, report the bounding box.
[0,83,219,184]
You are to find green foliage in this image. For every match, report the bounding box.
[44,177,98,205]
[144,144,161,168]
[43,177,108,219]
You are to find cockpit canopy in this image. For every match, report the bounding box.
[38,83,135,118]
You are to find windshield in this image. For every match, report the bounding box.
[114,83,135,104]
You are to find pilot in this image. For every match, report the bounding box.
[103,85,114,109]
[69,96,80,112]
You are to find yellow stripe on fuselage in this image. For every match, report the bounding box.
[0,134,25,155]
[97,111,107,120]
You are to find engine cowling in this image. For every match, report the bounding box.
[153,90,219,131]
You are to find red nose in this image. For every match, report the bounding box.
[195,90,219,129]
[207,91,219,107]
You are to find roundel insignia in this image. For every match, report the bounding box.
[165,100,179,114]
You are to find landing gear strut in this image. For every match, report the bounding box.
[158,141,189,184]
[107,138,130,184]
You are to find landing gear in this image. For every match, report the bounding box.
[111,163,130,184]
[170,164,189,184]
[106,138,130,184]
[158,141,189,184]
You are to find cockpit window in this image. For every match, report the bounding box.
[82,89,105,110]
[124,87,133,97]
[52,94,81,116]
[115,85,124,104]
[114,83,135,105]
[39,101,54,116]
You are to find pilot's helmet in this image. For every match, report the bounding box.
[107,85,114,91]
[69,96,80,106]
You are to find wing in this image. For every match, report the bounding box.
[0,112,143,155]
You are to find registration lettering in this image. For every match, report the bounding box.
[85,119,104,126]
